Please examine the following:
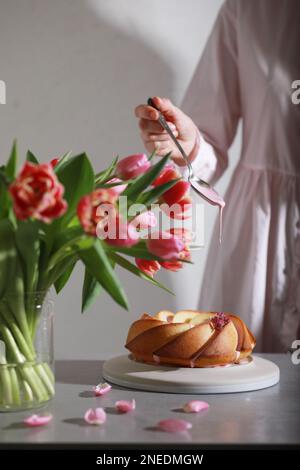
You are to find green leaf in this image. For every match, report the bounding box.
[54,259,77,294]
[106,241,193,264]
[51,225,84,252]
[147,149,156,161]
[79,239,128,310]
[109,252,174,295]
[53,151,72,173]
[95,179,134,189]
[26,150,39,164]
[0,219,17,298]
[95,156,119,184]
[15,221,40,293]
[0,169,10,219]
[137,178,180,206]
[48,235,94,270]
[122,153,171,201]
[55,153,95,226]
[6,140,18,179]
[106,241,161,260]
[81,268,102,312]
[45,254,78,289]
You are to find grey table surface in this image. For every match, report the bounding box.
[0,353,299,448]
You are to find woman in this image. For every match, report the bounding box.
[134,0,300,352]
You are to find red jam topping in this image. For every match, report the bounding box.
[211,312,230,331]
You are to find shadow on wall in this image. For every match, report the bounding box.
[0,0,184,358]
[0,0,174,159]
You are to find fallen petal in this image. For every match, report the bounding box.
[115,399,136,413]
[93,382,112,397]
[183,400,210,413]
[84,407,106,425]
[24,414,53,427]
[158,419,192,433]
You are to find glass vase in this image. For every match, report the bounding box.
[0,292,54,411]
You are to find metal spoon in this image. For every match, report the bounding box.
[147,98,225,208]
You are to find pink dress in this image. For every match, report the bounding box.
[182,0,300,352]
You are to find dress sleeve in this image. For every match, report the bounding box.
[181,0,240,185]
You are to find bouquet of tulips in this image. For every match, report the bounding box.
[0,142,193,409]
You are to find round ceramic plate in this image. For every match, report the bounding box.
[103,354,280,394]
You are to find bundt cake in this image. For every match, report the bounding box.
[125,310,256,368]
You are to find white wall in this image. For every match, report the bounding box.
[0,0,241,359]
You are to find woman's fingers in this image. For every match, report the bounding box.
[139,118,176,134]
[140,130,178,142]
[135,97,198,163]
[144,140,174,156]
[135,105,159,120]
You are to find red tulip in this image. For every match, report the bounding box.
[152,164,180,187]
[9,162,67,223]
[169,227,193,244]
[116,153,151,180]
[162,180,190,205]
[135,258,161,277]
[161,196,192,220]
[50,158,60,168]
[77,188,117,236]
[146,232,184,260]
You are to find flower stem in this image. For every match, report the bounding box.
[10,367,21,406]
[0,366,13,405]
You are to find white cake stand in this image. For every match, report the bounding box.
[103,354,280,394]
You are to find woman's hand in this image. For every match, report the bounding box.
[134,96,199,167]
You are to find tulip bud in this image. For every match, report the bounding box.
[116,153,151,180]
[147,232,184,260]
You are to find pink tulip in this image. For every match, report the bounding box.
[84,407,107,425]
[158,419,192,433]
[135,258,161,277]
[116,153,151,180]
[93,382,112,397]
[107,178,127,196]
[160,245,190,272]
[183,400,210,413]
[24,414,53,427]
[146,232,185,260]
[104,215,140,247]
[115,399,136,413]
[130,211,157,231]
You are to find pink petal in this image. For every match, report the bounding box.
[84,407,107,425]
[115,399,136,413]
[131,211,157,230]
[158,419,192,433]
[183,400,210,413]
[24,414,53,427]
[93,382,112,397]
[107,178,127,196]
